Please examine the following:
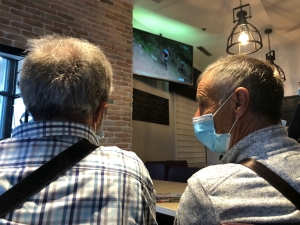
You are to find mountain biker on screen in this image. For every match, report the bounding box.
[163,49,169,70]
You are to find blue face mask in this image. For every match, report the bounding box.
[193,93,238,154]
[298,88,300,97]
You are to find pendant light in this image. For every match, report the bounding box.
[226,0,263,55]
[265,29,286,81]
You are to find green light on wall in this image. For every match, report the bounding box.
[133,6,197,42]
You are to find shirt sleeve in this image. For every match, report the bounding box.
[175,175,217,225]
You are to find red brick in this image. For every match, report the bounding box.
[119,18,131,27]
[114,12,126,21]
[2,11,22,22]
[115,110,129,116]
[65,20,82,29]
[110,94,121,100]
[107,126,122,131]
[73,1,89,10]
[86,17,101,25]
[32,15,53,25]
[24,18,44,28]
[107,137,120,143]
[102,22,115,29]
[122,126,132,132]
[72,27,88,36]
[13,41,26,49]
[0,24,21,34]
[115,133,130,138]
[33,27,53,35]
[98,40,112,49]
[112,44,125,52]
[105,13,118,22]
[122,116,132,121]
[116,27,128,34]
[69,10,84,19]
[0,5,9,12]
[46,14,64,23]
[5,33,26,42]
[2,0,24,10]
[118,51,131,59]
[122,67,132,74]
[88,32,104,41]
[11,22,32,31]
[0,17,9,25]
[105,48,119,55]
[64,3,79,12]
[85,1,99,9]
[16,0,36,8]
[57,12,75,21]
[100,6,113,15]
[37,5,57,15]
[54,22,71,31]
[0,30,4,37]
[76,18,91,27]
[122,1,133,10]
[122,96,132,102]
[88,8,103,17]
[121,86,132,92]
[0,37,12,46]
[25,7,45,17]
[30,0,50,7]
[115,121,127,126]
[22,30,40,38]
[116,61,129,68]
[51,4,68,14]
[107,116,121,120]
[120,138,131,142]
[45,25,64,34]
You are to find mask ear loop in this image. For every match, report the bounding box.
[213,92,234,117]
[228,118,238,134]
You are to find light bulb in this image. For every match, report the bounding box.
[238,31,249,45]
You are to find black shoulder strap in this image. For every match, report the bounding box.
[0,139,98,218]
[239,158,300,209]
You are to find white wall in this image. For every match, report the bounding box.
[132,76,176,162]
[252,42,300,97]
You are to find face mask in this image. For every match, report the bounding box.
[94,122,104,139]
[193,93,238,154]
[298,87,300,97]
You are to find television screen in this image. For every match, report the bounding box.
[133,28,193,85]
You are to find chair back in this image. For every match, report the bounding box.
[144,161,167,180]
[167,166,199,183]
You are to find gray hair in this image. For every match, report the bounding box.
[198,55,284,123]
[20,35,113,122]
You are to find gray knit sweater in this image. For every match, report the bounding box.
[176,125,300,224]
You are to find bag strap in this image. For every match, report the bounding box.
[239,158,300,209]
[0,138,98,218]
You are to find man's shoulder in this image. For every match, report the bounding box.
[189,163,247,193]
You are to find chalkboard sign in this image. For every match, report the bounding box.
[133,88,169,125]
[281,95,300,126]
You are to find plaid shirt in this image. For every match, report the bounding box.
[0,121,157,225]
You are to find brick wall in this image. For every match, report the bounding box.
[0,0,133,150]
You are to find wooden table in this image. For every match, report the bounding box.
[153,180,187,217]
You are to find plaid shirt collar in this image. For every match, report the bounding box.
[11,121,100,146]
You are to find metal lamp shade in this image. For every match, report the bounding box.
[227,23,263,55]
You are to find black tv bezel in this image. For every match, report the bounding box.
[132,27,194,86]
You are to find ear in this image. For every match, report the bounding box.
[93,101,108,123]
[233,87,251,119]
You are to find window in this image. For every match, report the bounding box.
[0,44,25,139]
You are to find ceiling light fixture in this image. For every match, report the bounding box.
[265,29,286,81]
[226,0,263,55]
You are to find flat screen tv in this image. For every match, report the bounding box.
[133,28,193,85]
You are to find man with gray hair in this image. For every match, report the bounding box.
[176,55,300,224]
[0,36,157,224]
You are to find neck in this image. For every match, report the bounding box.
[229,113,276,149]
